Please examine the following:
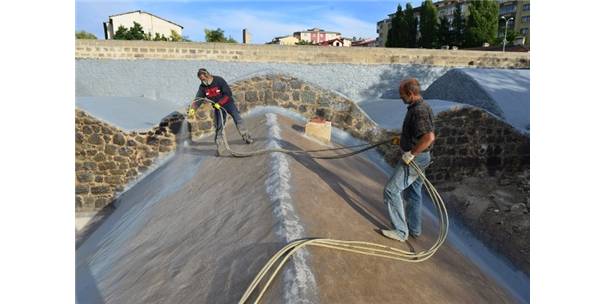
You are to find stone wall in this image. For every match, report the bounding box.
[377,107,530,181]
[189,74,384,142]
[76,40,530,68]
[75,109,185,212]
[189,74,529,182]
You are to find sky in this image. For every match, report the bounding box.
[76,0,424,44]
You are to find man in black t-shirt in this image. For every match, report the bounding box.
[190,68,253,155]
[381,78,436,242]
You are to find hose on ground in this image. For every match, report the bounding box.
[189,98,448,304]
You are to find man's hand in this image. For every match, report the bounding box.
[391,136,400,145]
[190,100,200,110]
[213,103,221,110]
[402,151,415,165]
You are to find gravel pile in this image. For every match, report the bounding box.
[76,59,449,106]
[424,68,529,132]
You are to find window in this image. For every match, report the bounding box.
[522,16,529,23]
[523,3,530,11]
[500,5,516,14]
[521,28,529,35]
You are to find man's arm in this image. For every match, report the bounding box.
[192,86,204,108]
[217,77,233,106]
[411,132,435,155]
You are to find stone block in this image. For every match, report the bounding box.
[245,91,258,102]
[105,176,123,185]
[105,144,118,155]
[75,184,89,194]
[160,138,174,146]
[77,172,94,183]
[102,161,117,170]
[305,120,332,144]
[113,133,126,145]
[301,91,316,104]
[89,133,104,145]
[91,186,111,194]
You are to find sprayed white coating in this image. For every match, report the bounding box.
[264,113,318,303]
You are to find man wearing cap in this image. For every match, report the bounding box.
[381,78,435,242]
[190,68,253,155]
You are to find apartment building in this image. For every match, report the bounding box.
[498,0,530,46]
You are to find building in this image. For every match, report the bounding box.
[317,37,352,47]
[435,0,469,26]
[498,1,530,47]
[103,10,183,40]
[269,35,300,45]
[352,38,377,47]
[242,29,252,44]
[376,14,394,47]
[269,28,347,46]
[293,28,341,44]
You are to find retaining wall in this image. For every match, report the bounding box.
[76,40,529,68]
[75,109,184,212]
[76,74,529,212]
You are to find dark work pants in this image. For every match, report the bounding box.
[214,101,243,141]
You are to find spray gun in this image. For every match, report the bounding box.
[186,97,222,120]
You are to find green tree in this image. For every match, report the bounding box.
[204,28,237,43]
[153,33,168,41]
[126,21,146,40]
[113,25,129,40]
[170,29,182,42]
[295,40,314,45]
[419,0,438,48]
[76,30,97,40]
[404,3,417,48]
[464,0,499,47]
[386,4,406,47]
[437,16,452,47]
[452,2,466,47]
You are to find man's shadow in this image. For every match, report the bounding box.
[279,138,391,231]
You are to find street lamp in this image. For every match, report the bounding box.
[501,16,514,52]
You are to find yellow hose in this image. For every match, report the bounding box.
[188,99,449,303]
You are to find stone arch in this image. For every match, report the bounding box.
[189,74,385,142]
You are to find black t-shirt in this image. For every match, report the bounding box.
[399,99,435,152]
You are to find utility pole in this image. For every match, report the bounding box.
[501,16,514,52]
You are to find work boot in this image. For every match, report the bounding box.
[237,126,254,144]
[380,229,407,242]
[215,134,228,156]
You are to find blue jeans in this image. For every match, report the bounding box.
[214,101,243,141]
[383,152,431,239]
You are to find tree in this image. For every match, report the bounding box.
[404,3,417,48]
[437,16,452,47]
[464,0,499,47]
[127,21,146,40]
[76,30,97,39]
[170,29,182,42]
[153,33,168,41]
[386,4,406,47]
[295,40,315,45]
[419,0,438,48]
[204,28,237,43]
[113,25,129,40]
[451,2,466,47]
